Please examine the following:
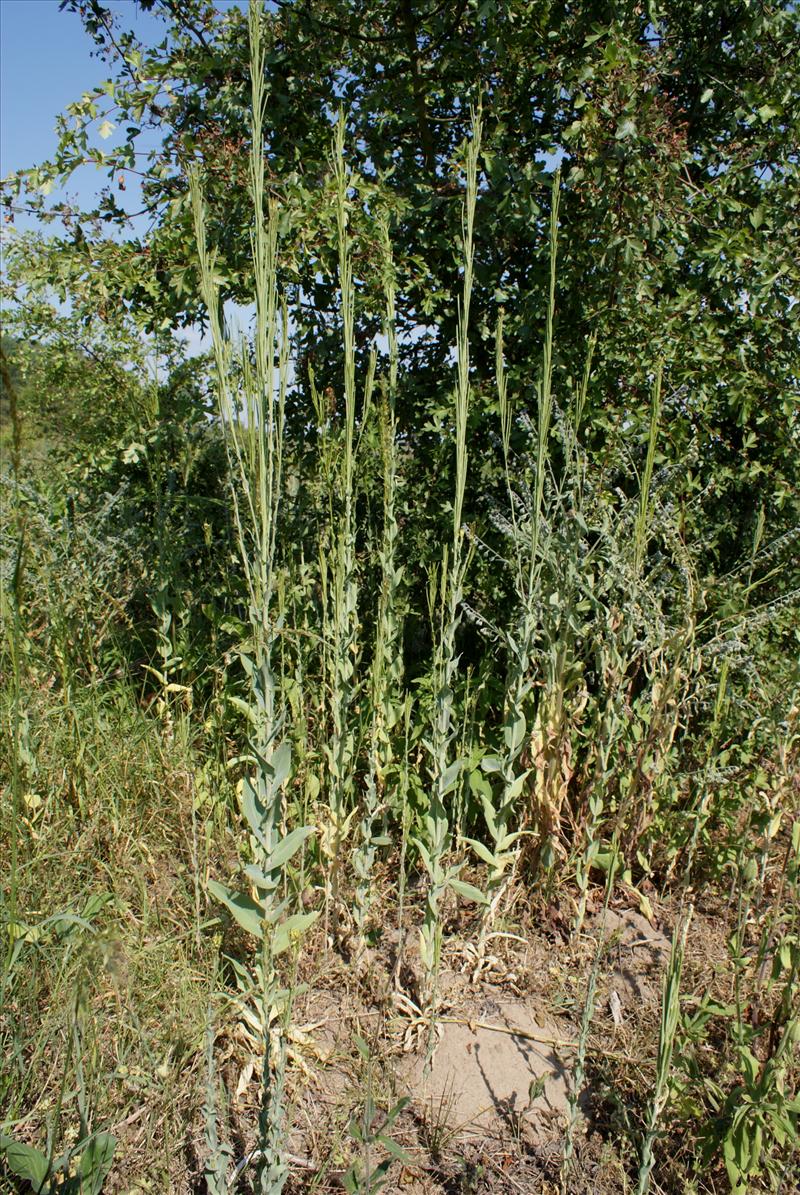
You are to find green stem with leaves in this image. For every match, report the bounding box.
[418,111,482,1024]
[353,222,404,956]
[190,5,317,1190]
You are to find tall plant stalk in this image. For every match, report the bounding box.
[0,345,24,936]
[417,111,482,1025]
[561,842,619,1192]
[637,906,692,1195]
[190,4,317,1190]
[353,218,404,957]
[634,364,663,579]
[468,171,561,962]
[318,114,374,924]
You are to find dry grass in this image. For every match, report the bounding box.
[1,674,797,1193]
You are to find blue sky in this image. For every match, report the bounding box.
[2,1,155,227]
[1,0,246,353]
[1,0,246,234]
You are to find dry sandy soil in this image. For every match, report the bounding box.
[197,895,685,1195]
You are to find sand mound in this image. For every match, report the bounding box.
[404,997,572,1140]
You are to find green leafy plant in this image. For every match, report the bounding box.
[190,5,317,1189]
[342,1035,410,1195]
[675,808,800,1193]
[465,168,562,969]
[637,907,693,1195]
[416,109,487,1029]
[0,1130,116,1195]
[352,227,404,958]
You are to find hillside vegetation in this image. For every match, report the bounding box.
[1,2,798,1192]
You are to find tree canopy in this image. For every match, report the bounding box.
[3,0,799,566]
